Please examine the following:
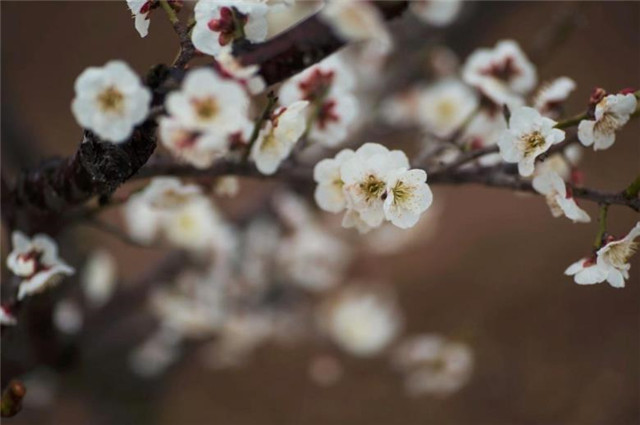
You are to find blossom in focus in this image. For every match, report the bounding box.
[564,257,610,287]
[192,0,269,57]
[279,55,359,147]
[462,40,536,107]
[595,222,640,288]
[532,171,590,223]
[533,77,576,118]
[383,168,434,229]
[126,0,153,37]
[320,285,402,357]
[497,106,565,176]
[578,93,637,151]
[416,79,479,138]
[6,232,75,301]
[410,0,462,27]
[320,0,392,49]
[392,334,473,397]
[71,60,151,143]
[313,148,355,213]
[81,249,117,308]
[250,100,309,175]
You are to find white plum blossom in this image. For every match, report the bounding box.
[81,249,117,308]
[416,79,479,138]
[461,110,507,166]
[313,148,355,213]
[410,0,462,27]
[320,0,392,50]
[383,168,434,229]
[0,307,17,326]
[578,93,637,151]
[214,176,240,197]
[534,144,583,181]
[564,257,610,287]
[250,100,309,175]
[138,177,203,209]
[279,55,359,147]
[71,60,151,143]
[192,0,269,57]
[497,106,565,176]
[533,77,576,118]
[532,171,590,223]
[7,232,75,301]
[392,334,474,397]
[126,0,153,38]
[595,222,640,288]
[320,285,402,357]
[165,68,251,134]
[462,40,537,107]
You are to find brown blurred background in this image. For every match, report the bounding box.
[2,1,639,424]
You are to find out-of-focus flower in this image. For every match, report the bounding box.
[277,227,351,292]
[129,327,182,377]
[308,355,343,387]
[53,299,83,335]
[497,106,565,176]
[381,88,423,126]
[7,232,75,301]
[532,171,590,223]
[215,47,266,95]
[461,110,506,166]
[81,249,118,308]
[596,222,640,288]
[71,60,151,143]
[320,285,402,357]
[314,149,355,213]
[533,77,576,118]
[192,0,269,57]
[410,0,462,27]
[392,334,473,397]
[534,144,582,181]
[139,177,203,209]
[126,0,153,37]
[165,68,251,133]
[279,55,359,147]
[416,79,479,138]
[462,40,536,107]
[251,100,309,175]
[383,168,433,229]
[320,0,391,49]
[0,306,17,326]
[578,93,637,151]
[214,176,240,197]
[163,198,227,251]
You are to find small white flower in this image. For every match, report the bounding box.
[497,106,565,176]
[251,100,309,175]
[6,232,75,301]
[165,68,251,134]
[383,168,434,229]
[578,93,637,151]
[0,306,17,326]
[460,110,507,166]
[320,0,392,49]
[595,222,640,288]
[71,60,151,143]
[341,143,410,227]
[139,177,204,209]
[320,285,402,357]
[126,0,153,38]
[392,334,473,397]
[410,0,462,27]
[533,77,576,118]
[416,79,479,138]
[81,250,117,308]
[53,299,83,335]
[163,198,226,251]
[564,257,610,286]
[215,47,266,95]
[532,171,590,223]
[462,40,536,107]
[192,0,269,57]
[313,149,355,213]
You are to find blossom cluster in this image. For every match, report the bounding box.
[314,143,434,232]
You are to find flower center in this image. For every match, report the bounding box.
[359,175,386,201]
[97,86,125,113]
[391,181,411,205]
[521,131,546,157]
[193,98,219,121]
[482,57,520,82]
[436,99,457,121]
[299,69,335,102]
[594,112,620,134]
[604,241,638,268]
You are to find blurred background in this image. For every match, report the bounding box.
[1,1,639,424]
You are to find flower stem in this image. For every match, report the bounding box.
[593,204,609,249]
[624,174,640,199]
[554,112,587,130]
[243,92,279,161]
[159,0,179,25]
